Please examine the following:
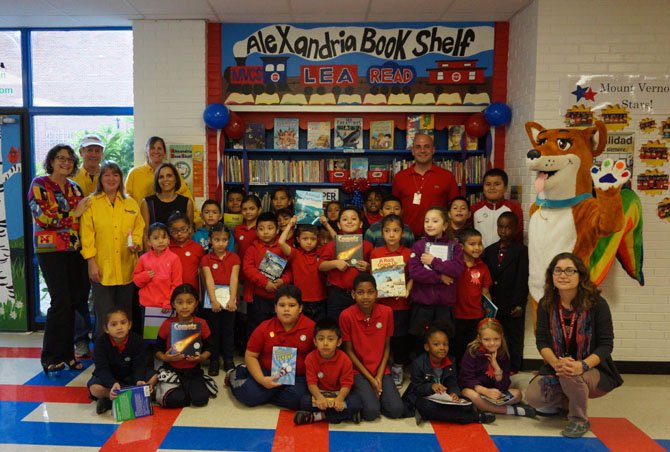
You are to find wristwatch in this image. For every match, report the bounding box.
[581,361,590,373]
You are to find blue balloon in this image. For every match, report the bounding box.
[203,103,230,129]
[484,102,512,126]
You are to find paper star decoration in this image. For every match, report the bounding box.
[584,87,597,101]
[571,85,588,102]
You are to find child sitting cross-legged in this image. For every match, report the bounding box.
[294,318,363,425]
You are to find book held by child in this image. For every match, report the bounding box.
[335,234,364,266]
[258,250,288,281]
[295,190,324,225]
[272,346,297,385]
[203,284,231,309]
[480,390,515,405]
[170,321,202,356]
[371,255,406,298]
[112,385,153,422]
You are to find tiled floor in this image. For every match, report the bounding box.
[0,332,668,451]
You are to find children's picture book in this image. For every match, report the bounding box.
[423,242,453,269]
[448,125,465,150]
[307,121,331,149]
[465,134,479,151]
[170,321,202,356]
[244,122,266,149]
[223,213,243,229]
[312,391,348,408]
[143,307,175,340]
[334,117,363,151]
[259,250,288,281]
[335,234,364,266]
[349,157,369,178]
[425,393,472,406]
[406,114,435,149]
[370,120,394,150]
[271,346,297,385]
[371,255,407,298]
[203,284,231,310]
[295,190,324,225]
[327,158,349,171]
[112,385,153,422]
[480,390,515,405]
[481,293,499,318]
[273,118,299,150]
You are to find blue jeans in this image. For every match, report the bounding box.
[230,365,308,411]
[352,374,404,421]
[299,392,362,423]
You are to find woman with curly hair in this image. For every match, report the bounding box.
[526,252,623,438]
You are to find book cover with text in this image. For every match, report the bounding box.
[371,255,407,298]
[335,234,363,266]
[113,385,153,422]
[259,250,288,281]
[271,346,297,385]
[274,118,299,150]
[307,121,331,149]
[334,117,363,150]
[295,190,324,225]
[370,120,394,150]
[406,114,434,149]
[244,122,266,149]
[170,321,202,356]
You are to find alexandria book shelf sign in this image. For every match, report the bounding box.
[220,23,495,107]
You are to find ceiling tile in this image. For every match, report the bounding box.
[210,0,290,17]
[46,0,140,15]
[221,14,294,23]
[369,0,448,15]
[0,15,82,27]
[290,0,369,14]
[127,0,215,15]
[448,0,531,14]
[290,14,368,22]
[2,0,64,15]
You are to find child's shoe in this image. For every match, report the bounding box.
[352,411,362,424]
[511,403,537,418]
[96,398,112,415]
[479,412,496,424]
[293,411,315,425]
[415,409,423,426]
[224,367,236,387]
[391,365,403,388]
[561,419,590,438]
[208,361,220,377]
[75,341,90,358]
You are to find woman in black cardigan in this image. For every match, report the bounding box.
[526,252,623,438]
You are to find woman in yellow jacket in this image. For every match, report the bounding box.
[80,161,145,337]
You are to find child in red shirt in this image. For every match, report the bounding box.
[168,212,205,296]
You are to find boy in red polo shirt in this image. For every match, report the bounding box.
[279,217,327,322]
[340,273,404,421]
[452,228,492,362]
[294,318,363,425]
[243,212,292,337]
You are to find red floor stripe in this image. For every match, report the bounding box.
[0,384,91,403]
[431,421,498,451]
[99,406,182,451]
[590,417,665,452]
[272,409,329,452]
[0,347,42,358]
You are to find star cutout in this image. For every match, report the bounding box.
[571,85,588,102]
[584,87,597,101]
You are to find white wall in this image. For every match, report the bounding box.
[508,0,670,362]
[132,20,207,167]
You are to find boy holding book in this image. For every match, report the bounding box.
[364,195,415,248]
[294,318,363,425]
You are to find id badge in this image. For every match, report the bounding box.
[413,192,422,205]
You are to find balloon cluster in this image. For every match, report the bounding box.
[342,178,370,210]
[203,103,245,139]
[464,102,512,138]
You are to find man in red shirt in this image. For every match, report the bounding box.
[392,134,459,237]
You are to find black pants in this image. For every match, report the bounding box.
[326,287,354,323]
[453,318,482,364]
[500,313,525,372]
[415,397,480,424]
[38,251,90,365]
[301,300,327,323]
[163,365,209,408]
[247,296,275,340]
[203,308,235,363]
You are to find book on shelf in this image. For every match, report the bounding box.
[370,120,394,150]
[295,190,324,225]
[273,118,299,150]
[424,393,472,406]
[334,117,363,151]
[424,242,453,270]
[335,234,364,266]
[259,250,288,281]
[203,284,231,310]
[271,346,297,385]
[327,158,348,171]
[482,293,498,318]
[224,155,243,183]
[223,213,243,229]
[480,390,515,405]
[350,157,369,179]
[170,321,202,356]
[312,391,348,408]
[112,385,153,422]
[249,159,324,184]
[307,121,331,149]
[371,255,407,298]
[448,125,465,150]
[244,122,266,149]
[465,134,479,151]
[406,114,435,149]
[143,307,175,340]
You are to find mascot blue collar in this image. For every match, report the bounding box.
[535,192,592,208]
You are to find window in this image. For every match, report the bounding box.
[468,71,477,81]
[265,63,275,71]
[0,30,23,106]
[277,63,285,71]
[437,72,444,81]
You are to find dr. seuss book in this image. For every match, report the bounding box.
[370,120,394,150]
[244,122,266,149]
[307,121,331,149]
[406,114,435,149]
[112,385,153,422]
[334,117,363,151]
[274,118,299,150]
[271,346,297,385]
[335,234,364,266]
[371,255,407,298]
[203,284,231,310]
[448,125,465,150]
[423,242,453,270]
[170,321,202,356]
[259,250,288,281]
[349,157,369,179]
[295,190,324,225]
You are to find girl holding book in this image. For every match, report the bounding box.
[155,284,212,408]
[200,223,240,376]
[458,318,536,418]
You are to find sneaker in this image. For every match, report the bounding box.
[224,367,236,387]
[75,341,90,358]
[391,365,403,388]
[223,360,235,372]
[561,419,590,438]
[479,412,496,424]
[208,361,220,377]
[96,398,112,415]
[293,411,314,425]
[351,411,362,424]
[513,403,537,418]
[415,409,423,426]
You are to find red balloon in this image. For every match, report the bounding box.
[224,111,245,140]
[465,112,489,138]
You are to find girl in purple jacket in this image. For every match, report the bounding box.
[408,207,464,337]
[459,318,536,417]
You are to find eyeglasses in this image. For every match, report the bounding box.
[54,155,76,164]
[553,267,579,276]
[169,227,189,234]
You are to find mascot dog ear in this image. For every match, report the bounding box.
[525,120,607,157]
[525,122,545,147]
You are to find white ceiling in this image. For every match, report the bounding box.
[0,0,533,28]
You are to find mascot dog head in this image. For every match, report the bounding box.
[526,121,606,200]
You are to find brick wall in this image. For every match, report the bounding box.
[508,0,670,362]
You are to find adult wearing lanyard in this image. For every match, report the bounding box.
[525,252,623,438]
[391,133,459,237]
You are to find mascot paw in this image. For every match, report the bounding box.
[591,159,630,190]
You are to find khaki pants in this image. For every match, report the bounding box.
[526,369,607,422]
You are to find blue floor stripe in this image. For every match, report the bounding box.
[329,431,441,452]
[24,360,94,386]
[656,439,670,450]
[491,434,609,452]
[161,426,275,451]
